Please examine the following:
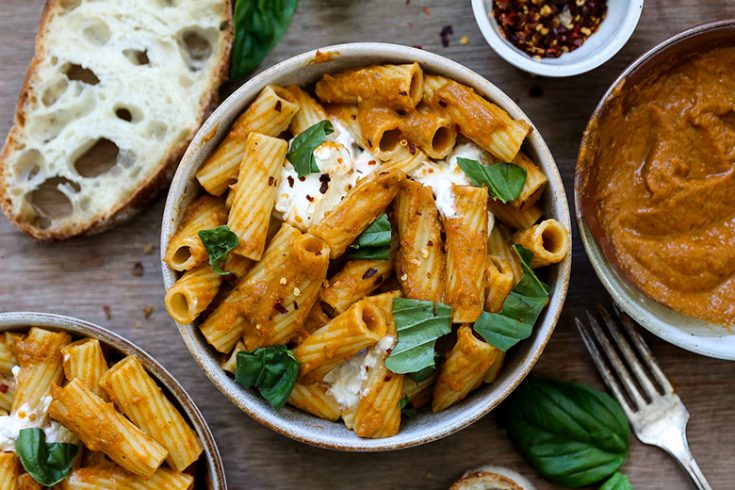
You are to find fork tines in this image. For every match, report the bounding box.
[575,304,673,416]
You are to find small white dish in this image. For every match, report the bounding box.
[472,0,644,77]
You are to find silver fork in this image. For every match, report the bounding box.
[575,304,712,490]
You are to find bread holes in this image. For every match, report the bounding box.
[73,138,120,177]
[115,108,132,121]
[82,19,111,46]
[27,177,81,227]
[114,104,141,123]
[14,149,44,181]
[178,28,213,71]
[123,49,150,66]
[63,63,100,85]
[147,121,168,140]
[41,78,69,107]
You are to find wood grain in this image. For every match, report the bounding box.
[2,1,735,489]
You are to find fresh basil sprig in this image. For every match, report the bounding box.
[457,157,526,203]
[287,120,334,178]
[599,472,634,490]
[16,428,78,486]
[346,213,391,260]
[385,298,452,376]
[398,395,419,418]
[236,345,299,409]
[503,377,630,488]
[473,245,549,351]
[231,0,298,79]
[198,225,238,275]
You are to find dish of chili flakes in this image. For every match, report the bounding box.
[493,0,607,59]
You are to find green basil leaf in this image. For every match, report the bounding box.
[457,157,527,203]
[16,428,78,486]
[503,377,630,488]
[473,245,549,352]
[385,298,452,375]
[198,225,239,275]
[599,472,634,490]
[236,345,299,409]
[231,0,298,79]
[286,120,334,177]
[407,361,436,383]
[346,213,391,260]
[398,395,419,418]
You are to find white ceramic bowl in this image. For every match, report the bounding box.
[161,43,572,450]
[472,0,644,77]
[575,21,735,360]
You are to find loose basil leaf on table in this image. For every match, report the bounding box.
[231,0,298,79]
[346,213,392,260]
[286,120,334,177]
[198,225,239,275]
[503,377,630,488]
[599,472,634,490]
[16,428,79,486]
[236,345,300,410]
[473,245,549,351]
[385,298,452,376]
[457,157,527,203]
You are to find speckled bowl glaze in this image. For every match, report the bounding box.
[0,312,226,489]
[161,43,572,451]
[575,21,735,360]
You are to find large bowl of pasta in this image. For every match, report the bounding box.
[161,43,572,450]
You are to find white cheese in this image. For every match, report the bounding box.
[0,396,74,451]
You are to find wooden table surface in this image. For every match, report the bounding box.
[2,1,734,489]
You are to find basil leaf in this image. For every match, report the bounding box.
[599,473,634,490]
[398,395,419,418]
[346,213,391,260]
[236,345,299,409]
[503,377,630,488]
[385,298,452,375]
[287,120,334,177]
[231,0,297,79]
[473,245,549,352]
[198,225,239,275]
[16,428,78,486]
[457,157,526,203]
[408,362,436,383]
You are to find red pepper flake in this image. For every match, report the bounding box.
[368,160,377,166]
[438,100,447,108]
[399,90,408,96]
[362,268,378,279]
[0,384,8,394]
[102,305,112,320]
[268,176,275,186]
[131,262,144,277]
[274,299,288,314]
[427,240,434,247]
[275,100,282,112]
[384,374,393,382]
[294,301,299,310]
[287,175,295,187]
[386,348,393,355]
[298,176,306,182]
[408,142,417,155]
[351,114,357,120]
[319,174,331,194]
[314,250,322,256]
[306,194,314,202]
[440,25,454,47]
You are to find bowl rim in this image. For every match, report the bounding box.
[0,311,228,488]
[161,42,572,450]
[471,0,645,77]
[574,19,735,360]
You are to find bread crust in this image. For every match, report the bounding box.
[0,0,233,240]
[450,471,525,490]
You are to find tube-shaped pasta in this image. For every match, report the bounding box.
[380,146,427,175]
[63,466,194,490]
[423,75,530,162]
[401,104,456,159]
[488,224,522,283]
[221,341,245,374]
[17,474,41,490]
[357,104,404,160]
[164,195,227,272]
[320,259,393,314]
[325,104,364,146]
[285,85,329,135]
[100,356,203,472]
[484,350,505,384]
[487,198,543,230]
[394,179,445,302]
[444,185,489,323]
[288,382,342,421]
[196,85,299,196]
[309,170,404,258]
[49,379,168,477]
[199,223,300,353]
[12,327,69,412]
[294,299,387,383]
[61,339,108,397]
[293,302,332,345]
[364,290,401,335]
[165,263,223,324]
[316,63,424,112]
[353,368,403,439]
[0,452,18,490]
[484,256,515,313]
[511,152,548,210]
[432,326,498,412]
[224,254,254,279]
[0,375,14,412]
[0,336,16,374]
[228,133,288,260]
[402,374,436,408]
[512,219,571,268]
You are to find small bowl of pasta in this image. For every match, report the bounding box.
[161,43,572,450]
[0,311,225,489]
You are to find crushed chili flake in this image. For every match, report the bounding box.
[363,268,378,279]
[287,175,295,187]
[275,100,282,112]
[306,194,314,202]
[274,300,288,314]
[319,174,331,194]
[440,25,454,47]
[298,176,306,182]
[408,142,417,155]
[438,100,447,107]
[493,0,607,59]
[427,240,434,247]
[268,176,275,186]
[0,384,8,394]
[368,160,377,166]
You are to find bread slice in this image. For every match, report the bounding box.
[450,466,535,490]
[0,0,232,240]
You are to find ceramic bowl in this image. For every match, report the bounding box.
[472,0,644,77]
[161,42,572,450]
[575,20,735,360]
[0,312,227,489]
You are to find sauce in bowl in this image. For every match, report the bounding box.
[578,47,735,326]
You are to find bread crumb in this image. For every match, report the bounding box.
[102,305,112,320]
[460,35,470,45]
[131,262,144,277]
[144,243,154,254]
[143,306,154,318]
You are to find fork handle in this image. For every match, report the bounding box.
[661,432,712,490]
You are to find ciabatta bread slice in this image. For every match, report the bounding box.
[0,0,232,240]
[450,466,536,490]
